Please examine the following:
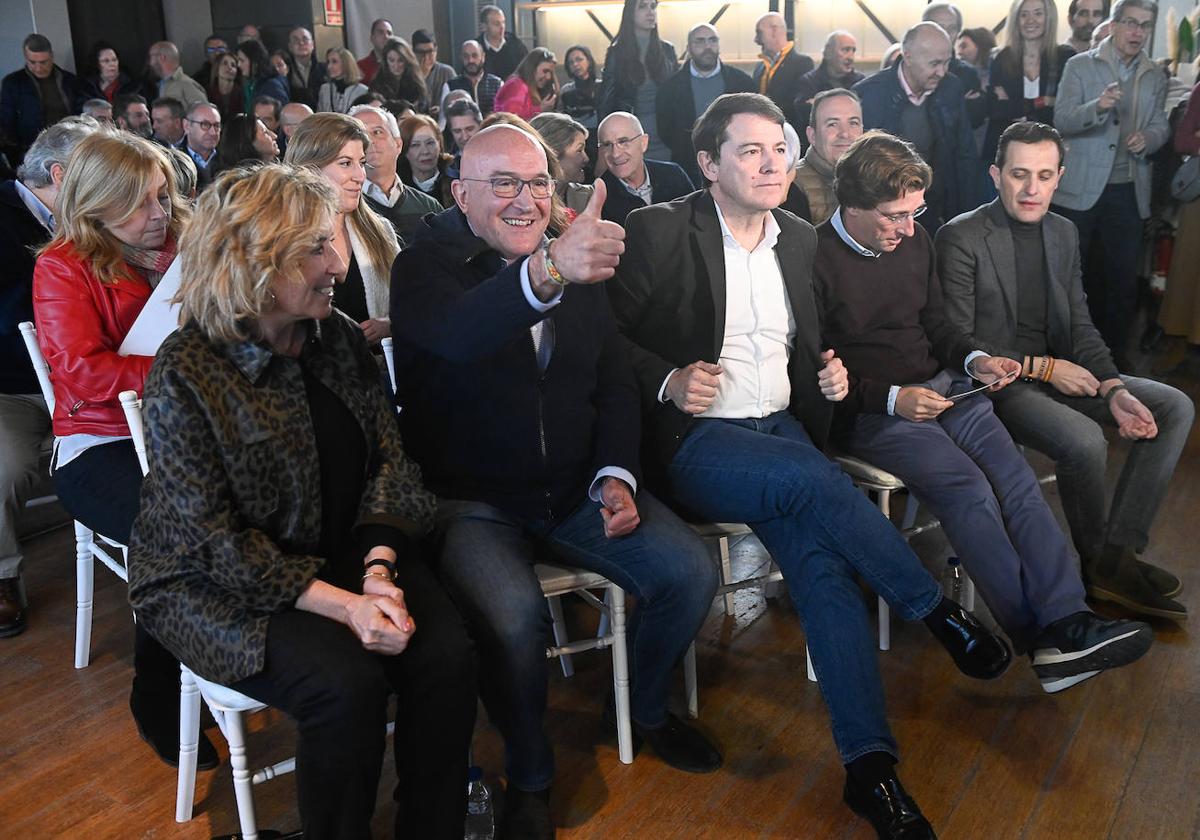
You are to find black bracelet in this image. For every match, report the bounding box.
[1104,383,1128,403]
[364,557,397,582]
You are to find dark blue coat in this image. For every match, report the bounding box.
[1,66,80,162]
[600,159,695,226]
[853,62,981,231]
[390,206,642,522]
[0,180,51,394]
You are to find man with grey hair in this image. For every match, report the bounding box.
[854,22,981,230]
[279,101,313,141]
[921,2,986,126]
[286,26,326,109]
[80,98,113,123]
[657,23,756,182]
[147,41,208,111]
[792,31,866,140]
[597,111,694,225]
[1053,0,1167,364]
[0,116,101,637]
[350,104,442,245]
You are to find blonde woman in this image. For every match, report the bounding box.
[285,112,399,342]
[318,46,369,114]
[31,131,215,770]
[127,164,475,839]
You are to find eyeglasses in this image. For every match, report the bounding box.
[875,205,927,225]
[459,176,557,199]
[597,133,644,153]
[1116,17,1155,32]
[186,119,220,131]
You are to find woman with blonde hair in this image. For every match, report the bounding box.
[32,131,216,770]
[128,163,475,839]
[983,0,1074,163]
[285,112,399,342]
[318,46,370,113]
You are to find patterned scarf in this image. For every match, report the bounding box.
[121,234,177,289]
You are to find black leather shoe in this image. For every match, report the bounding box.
[844,772,936,839]
[498,786,554,840]
[927,600,1012,680]
[0,576,26,638]
[635,712,723,773]
[130,689,220,771]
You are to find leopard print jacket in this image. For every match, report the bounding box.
[127,315,435,685]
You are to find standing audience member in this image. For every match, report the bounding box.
[983,0,1075,165]
[610,93,1011,840]
[398,113,453,207]
[752,12,814,127]
[80,42,140,104]
[938,120,1192,621]
[596,111,694,225]
[318,48,369,114]
[813,130,1153,691]
[32,130,218,770]
[286,27,326,109]
[190,34,228,87]
[114,94,153,139]
[1,35,80,165]
[657,24,756,182]
[286,113,398,344]
[855,22,981,231]
[213,112,278,174]
[128,163,475,840]
[445,98,483,154]
[449,40,502,116]
[147,42,208,112]
[478,4,529,81]
[495,48,558,121]
[237,40,290,106]
[956,27,997,90]
[598,0,679,162]
[792,31,865,137]
[392,123,722,840]
[795,88,864,225]
[281,102,314,140]
[237,24,264,46]
[183,102,221,175]
[351,104,443,245]
[413,29,455,119]
[205,50,244,121]
[81,99,113,123]
[0,117,99,638]
[150,97,185,148]
[1159,78,1200,374]
[1066,0,1111,53]
[1052,0,1168,364]
[371,39,429,114]
[358,19,394,84]
[922,2,987,128]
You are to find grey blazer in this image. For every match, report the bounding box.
[935,198,1119,382]
[1052,40,1169,218]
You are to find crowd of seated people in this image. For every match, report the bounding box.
[0,1,1197,838]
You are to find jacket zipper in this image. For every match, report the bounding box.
[67,399,84,416]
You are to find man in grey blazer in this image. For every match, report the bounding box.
[937,121,1193,621]
[1051,0,1169,362]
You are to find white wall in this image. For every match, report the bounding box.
[162,0,214,73]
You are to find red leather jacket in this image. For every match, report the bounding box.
[32,240,154,437]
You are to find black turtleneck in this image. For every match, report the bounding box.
[1008,214,1049,358]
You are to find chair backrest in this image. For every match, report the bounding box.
[18,321,55,412]
[119,390,148,477]
[380,336,396,394]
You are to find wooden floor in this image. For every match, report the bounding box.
[1,354,1197,840]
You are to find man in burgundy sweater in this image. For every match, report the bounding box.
[812,130,1153,695]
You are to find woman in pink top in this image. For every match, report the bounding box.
[494,47,558,120]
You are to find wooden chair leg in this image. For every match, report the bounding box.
[175,667,200,822]
[73,521,94,669]
[546,595,574,677]
[609,584,633,764]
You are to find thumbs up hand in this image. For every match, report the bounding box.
[547,179,626,284]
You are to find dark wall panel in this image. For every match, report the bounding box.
[67,0,165,81]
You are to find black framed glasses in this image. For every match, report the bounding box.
[459,176,556,199]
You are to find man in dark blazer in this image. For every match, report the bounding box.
[656,23,755,183]
[0,34,80,166]
[610,92,1009,840]
[390,124,720,840]
[597,111,694,225]
[751,12,813,127]
[937,121,1192,621]
[791,31,866,141]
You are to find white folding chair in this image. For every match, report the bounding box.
[20,321,133,668]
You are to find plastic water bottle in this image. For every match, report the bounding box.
[941,556,975,611]
[464,766,494,840]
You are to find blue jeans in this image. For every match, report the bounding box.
[432,491,717,791]
[666,411,943,764]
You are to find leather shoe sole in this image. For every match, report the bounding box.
[1085,583,1188,621]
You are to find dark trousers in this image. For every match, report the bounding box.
[1054,182,1143,355]
[232,558,477,840]
[844,372,1089,652]
[53,439,178,696]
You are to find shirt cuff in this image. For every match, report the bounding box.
[588,467,638,502]
[657,368,678,403]
[964,350,989,379]
[886,385,901,416]
[519,257,563,313]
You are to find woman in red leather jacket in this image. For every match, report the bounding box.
[32,131,218,771]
